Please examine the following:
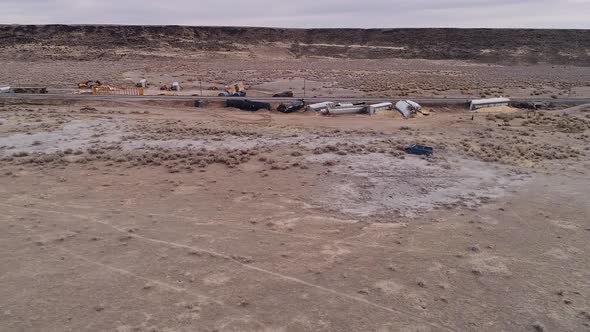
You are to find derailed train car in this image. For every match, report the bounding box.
[277,99,304,113]
[225,99,271,111]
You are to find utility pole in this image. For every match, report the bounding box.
[303,79,306,99]
[199,80,203,96]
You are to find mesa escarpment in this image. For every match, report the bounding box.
[1,25,589,65]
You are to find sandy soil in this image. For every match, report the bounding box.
[2,56,590,99]
[1,99,589,331]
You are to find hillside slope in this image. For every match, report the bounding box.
[1,25,589,65]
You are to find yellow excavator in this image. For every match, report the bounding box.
[78,80,101,89]
[218,82,246,97]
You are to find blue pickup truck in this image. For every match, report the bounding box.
[405,144,434,156]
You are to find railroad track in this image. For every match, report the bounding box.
[2,93,590,106]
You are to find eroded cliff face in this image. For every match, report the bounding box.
[1,25,589,65]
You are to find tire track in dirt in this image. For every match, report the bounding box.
[4,200,588,275]
[9,198,411,251]
[30,231,224,306]
[5,201,587,328]
[0,202,456,331]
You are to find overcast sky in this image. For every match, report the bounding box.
[1,0,590,28]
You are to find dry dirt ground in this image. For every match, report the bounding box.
[1,100,590,332]
[2,56,590,99]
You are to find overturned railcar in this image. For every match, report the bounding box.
[305,101,334,112]
[470,97,510,110]
[277,99,304,113]
[225,99,271,111]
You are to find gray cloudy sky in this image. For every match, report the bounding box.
[2,0,590,28]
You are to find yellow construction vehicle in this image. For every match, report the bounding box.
[218,82,246,97]
[78,80,101,89]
